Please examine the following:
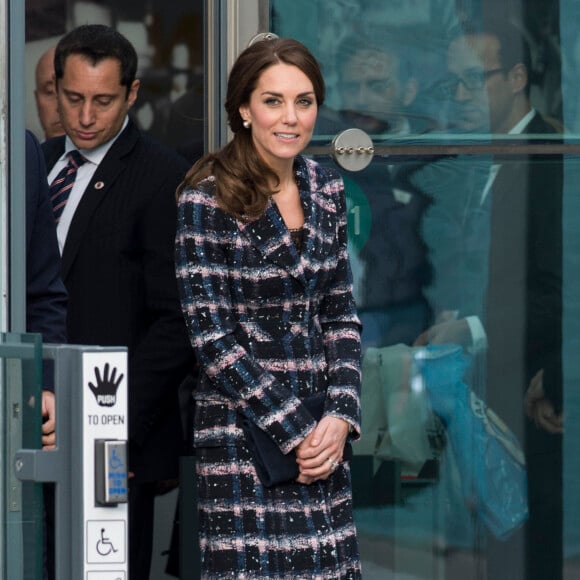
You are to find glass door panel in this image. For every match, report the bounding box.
[2,333,44,580]
[235,1,577,578]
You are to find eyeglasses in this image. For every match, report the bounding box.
[436,68,506,97]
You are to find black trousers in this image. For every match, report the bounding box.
[129,480,157,580]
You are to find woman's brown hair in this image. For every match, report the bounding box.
[177,37,325,221]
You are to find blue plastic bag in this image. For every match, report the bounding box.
[415,344,529,540]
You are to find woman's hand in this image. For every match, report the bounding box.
[295,416,350,484]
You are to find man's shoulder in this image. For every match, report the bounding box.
[114,121,180,155]
[25,130,43,170]
[41,135,66,164]
[103,125,191,189]
[525,112,561,137]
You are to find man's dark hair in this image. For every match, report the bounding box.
[335,32,416,85]
[485,18,532,76]
[54,24,138,97]
[460,18,533,95]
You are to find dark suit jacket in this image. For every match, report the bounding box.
[485,112,563,436]
[410,112,562,432]
[42,121,196,481]
[25,130,67,388]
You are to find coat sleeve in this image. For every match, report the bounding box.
[317,168,362,437]
[175,183,320,453]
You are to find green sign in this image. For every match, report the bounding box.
[344,175,372,256]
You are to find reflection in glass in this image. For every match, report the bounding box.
[435,67,506,98]
[271,1,571,578]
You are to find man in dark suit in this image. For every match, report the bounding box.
[415,19,563,580]
[42,25,195,580]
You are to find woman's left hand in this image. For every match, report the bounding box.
[295,416,350,484]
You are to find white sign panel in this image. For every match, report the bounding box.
[81,350,129,577]
[87,520,126,563]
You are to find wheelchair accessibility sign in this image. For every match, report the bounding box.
[86,520,126,564]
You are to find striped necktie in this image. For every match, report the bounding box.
[49,150,86,223]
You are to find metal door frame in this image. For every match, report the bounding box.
[1,1,28,576]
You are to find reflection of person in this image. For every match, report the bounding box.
[317,34,430,137]
[337,35,423,135]
[419,21,563,422]
[175,37,362,578]
[316,35,433,349]
[42,25,195,580]
[34,47,64,141]
[415,19,563,580]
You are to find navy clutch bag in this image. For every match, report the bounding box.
[242,393,352,487]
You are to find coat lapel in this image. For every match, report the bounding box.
[60,123,139,279]
[299,158,338,278]
[239,157,338,286]
[240,202,307,285]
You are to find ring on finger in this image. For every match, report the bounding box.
[327,458,339,471]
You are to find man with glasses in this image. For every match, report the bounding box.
[415,18,563,580]
[443,20,540,134]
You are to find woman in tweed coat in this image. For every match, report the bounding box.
[175,37,362,579]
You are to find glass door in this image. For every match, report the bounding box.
[1,333,44,580]
[220,1,579,578]
[4,0,45,577]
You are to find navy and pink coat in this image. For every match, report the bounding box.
[175,155,362,455]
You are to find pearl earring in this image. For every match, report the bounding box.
[243,119,250,129]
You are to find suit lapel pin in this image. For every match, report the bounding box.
[94,181,105,190]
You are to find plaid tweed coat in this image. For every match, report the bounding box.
[175,155,362,578]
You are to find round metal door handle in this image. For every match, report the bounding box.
[331,128,374,172]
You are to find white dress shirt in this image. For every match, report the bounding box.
[47,117,129,254]
[465,108,537,350]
